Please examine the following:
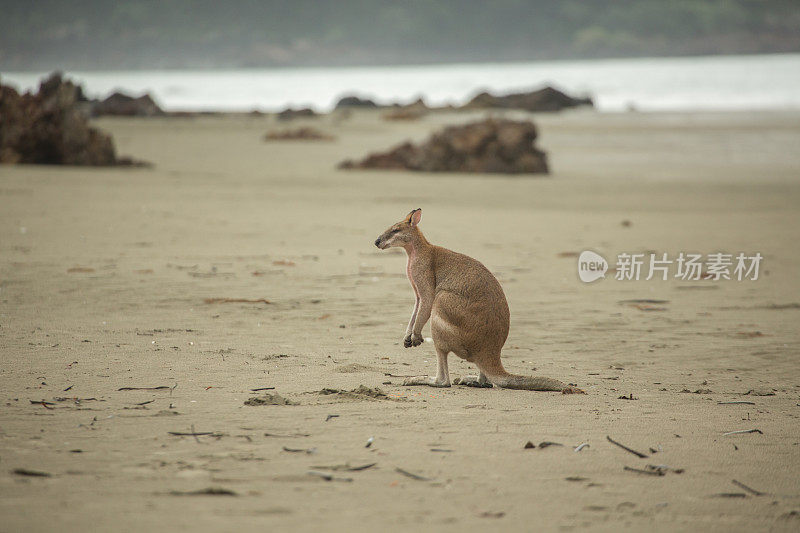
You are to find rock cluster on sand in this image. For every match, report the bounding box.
[339,118,548,174]
[91,91,164,117]
[277,107,318,121]
[464,85,592,112]
[334,95,378,109]
[264,127,334,141]
[0,73,125,165]
[382,98,429,121]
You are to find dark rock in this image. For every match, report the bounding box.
[339,118,548,175]
[334,95,378,109]
[276,107,318,121]
[92,91,164,116]
[264,127,334,141]
[0,72,144,166]
[465,85,593,112]
[383,98,429,121]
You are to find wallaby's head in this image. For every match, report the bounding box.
[374,208,422,249]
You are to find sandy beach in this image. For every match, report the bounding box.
[1,109,799,531]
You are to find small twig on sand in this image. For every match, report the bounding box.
[307,470,353,482]
[12,468,51,477]
[169,487,237,496]
[538,441,563,449]
[722,429,763,436]
[624,466,664,476]
[168,429,221,438]
[348,463,377,471]
[29,400,55,409]
[647,464,685,474]
[203,298,270,305]
[135,400,154,406]
[718,401,756,405]
[311,463,377,472]
[325,414,339,422]
[607,436,648,458]
[395,467,431,481]
[118,386,170,391]
[732,479,765,496]
[282,446,316,454]
[574,443,590,452]
[385,373,414,378]
[54,397,98,402]
[250,387,275,392]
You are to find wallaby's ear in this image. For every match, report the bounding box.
[408,208,422,226]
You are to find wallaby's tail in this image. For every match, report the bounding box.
[481,359,585,394]
[492,373,569,391]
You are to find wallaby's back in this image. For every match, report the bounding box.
[429,246,510,355]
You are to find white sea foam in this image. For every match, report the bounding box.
[3,53,799,113]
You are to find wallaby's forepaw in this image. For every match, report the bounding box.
[453,376,493,388]
[403,333,423,348]
[562,386,586,394]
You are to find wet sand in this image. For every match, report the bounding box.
[1,109,799,532]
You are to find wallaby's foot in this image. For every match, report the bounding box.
[453,376,493,388]
[562,386,586,395]
[402,376,450,387]
[403,333,424,348]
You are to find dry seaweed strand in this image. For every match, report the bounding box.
[395,467,431,481]
[607,436,648,458]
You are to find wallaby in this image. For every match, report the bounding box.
[374,208,584,393]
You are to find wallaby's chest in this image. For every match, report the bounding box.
[406,254,416,287]
[406,251,433,293]
[406,252,424,292]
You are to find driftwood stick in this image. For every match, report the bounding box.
[167,430,220,437]
[395,467,431,481]
[12,468,52,477]
[607,435,648,458]
[722,429,763,436]
[307,470,353,482]
[282,446,315,454]
[310,463,376,472]
[732,479,765,496]
[624,466,664,476]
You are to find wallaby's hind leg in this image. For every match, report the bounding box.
[453,371,492,388]
[403,346,451,387]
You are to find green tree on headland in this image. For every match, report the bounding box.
[1,0,798,70]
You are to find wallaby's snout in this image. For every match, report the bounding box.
[374,237,382,248]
